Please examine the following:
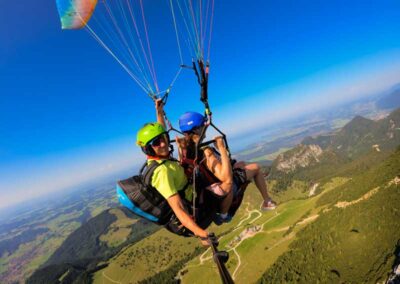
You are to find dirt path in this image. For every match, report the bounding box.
[102,271,122,284]
[229,210,321,280]
[232,248,241,279]
[199,207,269,266]
[227,211,282,279]
[309,183,319,196]
[335,176,400,208]
[335,176,399,209]
[297,215,319,225]
[234,203,261,229]
[199,247,212,264]
[335,186,380,208]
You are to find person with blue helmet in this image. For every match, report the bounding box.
[178,111,206,133]
[177,111,276,223]
[134,101,211,245]
[177,111,234,221]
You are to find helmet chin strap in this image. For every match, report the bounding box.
[157,152,171,159]
[146,154,168,160]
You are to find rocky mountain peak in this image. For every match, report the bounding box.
[275,144,323,173]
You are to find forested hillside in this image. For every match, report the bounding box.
[27,208,158,284]
[261,148,400,283]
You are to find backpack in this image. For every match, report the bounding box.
[116,160,182,225]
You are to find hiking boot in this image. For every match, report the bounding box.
[213,213,232,226]
[261,199,277,211]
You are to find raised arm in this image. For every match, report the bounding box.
[204,137,233,183]
[175,136,189,162]
[155,99,166,129]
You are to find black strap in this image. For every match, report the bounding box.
[141,160,167,185]
[141,159,189,199]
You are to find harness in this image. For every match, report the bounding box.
[164,155,220,236]
[117,159,188,226]
[181,155,220,189]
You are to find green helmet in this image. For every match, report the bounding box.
[136,122,166,147]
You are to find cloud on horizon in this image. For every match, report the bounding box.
[215,51,400,138]
[0,138,143,210]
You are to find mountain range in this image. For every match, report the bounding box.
[268,108,400,192]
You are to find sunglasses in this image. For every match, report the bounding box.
[149,134,169,147]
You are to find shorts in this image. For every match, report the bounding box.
[232,167,247,196]
[206,183,226,197]
[206,168,247,198]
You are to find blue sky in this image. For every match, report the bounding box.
[1,0,400,209]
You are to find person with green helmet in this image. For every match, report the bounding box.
[135,99,211,245]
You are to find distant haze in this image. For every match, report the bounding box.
[216,52,400,139]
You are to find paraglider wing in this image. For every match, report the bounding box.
[56,0,98,29]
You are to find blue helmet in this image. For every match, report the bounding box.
[179,111,205,133]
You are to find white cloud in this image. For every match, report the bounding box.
[0,138,144,210]
[215,51,400,138]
